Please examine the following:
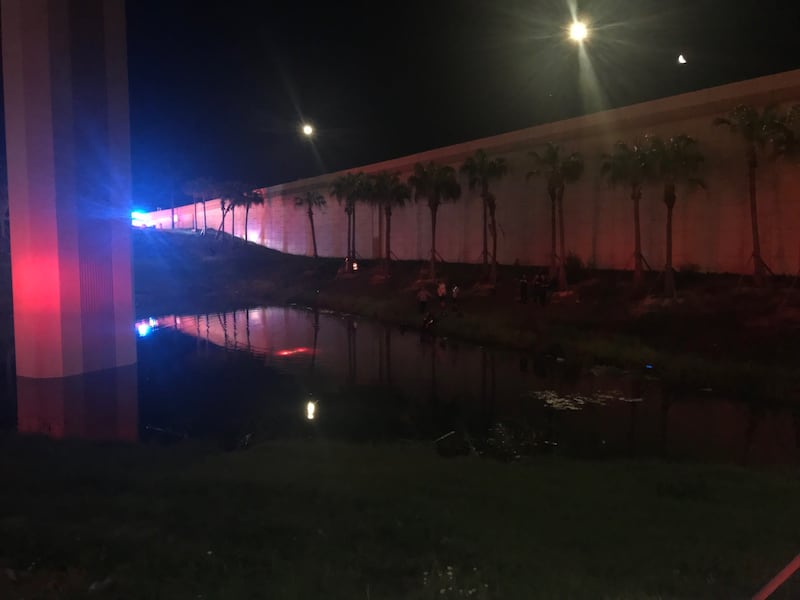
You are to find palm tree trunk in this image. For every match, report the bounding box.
[488,196,498,286]
[308,206,318,258]
[385,205,392,267]
[345,208,352,264]
[217,204,228,238]
[202,199,207,231]
[245,204,250,242]
[482,185,489,273]
[351,204,357,261]
[430,204,438,281]
[632,187,643,287]
[748,153,766,286]
[557,186,567,290]
[231,205,235,239]
[193,202,198,230]
[664,184,676,298]
[549,191,557,279]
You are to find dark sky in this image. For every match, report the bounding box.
[124,1,799,207]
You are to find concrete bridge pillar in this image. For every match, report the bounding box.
[2,0,137,440]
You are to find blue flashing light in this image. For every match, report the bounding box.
[136,322,151,337]
[131,210,151,227]
[645,364,654,370]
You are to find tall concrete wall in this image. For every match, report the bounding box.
[146,70,800,275]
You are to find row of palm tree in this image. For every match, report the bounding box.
[183,178,265,241]
[323,103,800,295]
[182,103,800,295]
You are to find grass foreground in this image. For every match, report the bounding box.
[1,436,800,599]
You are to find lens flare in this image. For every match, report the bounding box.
[569,21,588,42]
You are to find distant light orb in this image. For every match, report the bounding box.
[569,21,588,42]
[306,401,316,421]
[678,54,687,64]
[301,123,314,136]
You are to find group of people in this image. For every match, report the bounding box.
[417,281,461,337]
[417,281,460,314]
[518,272,553,306]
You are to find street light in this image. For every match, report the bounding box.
[569,21,588,43]
[301,123,314,137]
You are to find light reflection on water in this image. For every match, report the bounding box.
[3,306,800,466]
[142,306,799,466]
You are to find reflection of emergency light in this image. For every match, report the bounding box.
[352,261,359,272]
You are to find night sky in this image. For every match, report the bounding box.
[29,2,800,208]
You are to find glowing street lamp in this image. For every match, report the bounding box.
[569,21,588,43]
[301,123,314,137]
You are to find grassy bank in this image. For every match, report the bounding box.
[1,436,799,599]
[133,229,800,404]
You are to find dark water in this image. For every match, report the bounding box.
[3,305,800,465]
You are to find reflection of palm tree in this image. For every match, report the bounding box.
[310,309,320,375]
[246,310,252,352]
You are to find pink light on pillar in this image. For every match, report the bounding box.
[2,0,137,439]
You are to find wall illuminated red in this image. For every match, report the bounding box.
[1,0,135,379]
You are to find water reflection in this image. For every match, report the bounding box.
[16,366,137,442]
[3,305,800,466]
[141,306,799,466]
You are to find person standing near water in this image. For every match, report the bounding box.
[519,274,529,304]
[437,281,447,309]
[417,286,432,314]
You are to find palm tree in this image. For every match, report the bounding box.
[774,104,800,160]
[713,105,783,286]
[601,141,654,287]
[367,171,411,269]
[241,188,265,242]
[648,135,705,298]
[460,149,508,285]
[330,172,366,265]
[216,181,251,240]
[183,176,216,232]
[408,161,461,281]
[295,190,326,258]
[216,184,234,238]
[526,142,584,290]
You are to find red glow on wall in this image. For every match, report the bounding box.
[274,347,313,357]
